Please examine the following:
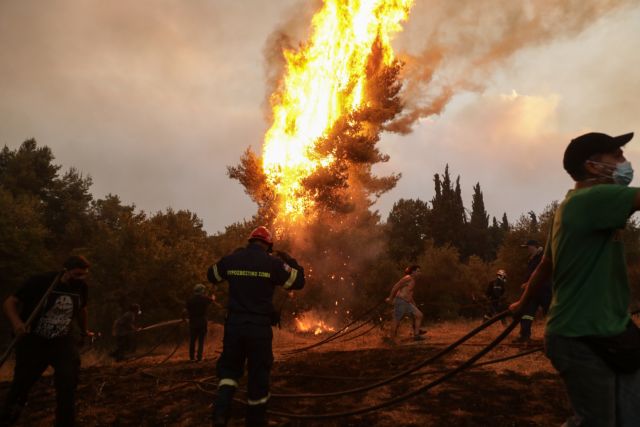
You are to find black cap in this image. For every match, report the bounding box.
[563,132,634,179]
[520,239,539,248]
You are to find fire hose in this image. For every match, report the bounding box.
[273,345,544,384]
[267,317,519,419]
[284,299,386,354]
[270,310,511,399]
[337,319,382,343]
[125,322,184,362]
[138,319,183,332]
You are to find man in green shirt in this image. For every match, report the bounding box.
[510,131,640,426]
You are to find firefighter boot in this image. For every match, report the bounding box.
[212,385,235,427]
[245,404,267,427]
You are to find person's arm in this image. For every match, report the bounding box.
[3,296,27,337]
[209,295,223,309]
[79,307,93,336]
[273,256,305,291]
[207,258,227,285]
[509,256,553,315]
[386,276,410,301]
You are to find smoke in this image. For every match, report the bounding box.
[388,0,635,132]
[249,0,636,317]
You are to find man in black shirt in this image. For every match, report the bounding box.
[0,255,91,427]
[184,284,217,361]
[207,226,305,427]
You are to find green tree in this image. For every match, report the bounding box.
[386,198,430,262]
[430,165,466,254]
[466,182,491,260]
[0,188,50,292]
[0,139,58,199]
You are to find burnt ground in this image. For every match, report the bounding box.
[0,320,571,426]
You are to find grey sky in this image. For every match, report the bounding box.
[1,1,639,233]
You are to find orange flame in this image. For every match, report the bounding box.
[295,311,337,335]
[263,0,413,224]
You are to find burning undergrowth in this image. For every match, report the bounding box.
[293,309,337,335]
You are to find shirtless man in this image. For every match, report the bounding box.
[386,265,425,341]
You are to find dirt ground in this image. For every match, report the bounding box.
[0,318,572,426]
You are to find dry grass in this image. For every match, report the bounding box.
[0,317,568,426]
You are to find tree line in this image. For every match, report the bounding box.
[1,139,639,341]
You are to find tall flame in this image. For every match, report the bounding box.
[263,0,413,223]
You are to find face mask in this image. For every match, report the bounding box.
[588,160,634,186]
[612,161,634,186]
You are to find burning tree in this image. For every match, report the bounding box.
[227,0,413,319]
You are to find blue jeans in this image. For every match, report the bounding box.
[545,334,640,427]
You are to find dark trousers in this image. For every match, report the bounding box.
[112,334,134,361]
[214,321,273,426]
[189,325,207,361]
[487,299,507,325]
[0,334,80,427]
[519,288,552,339]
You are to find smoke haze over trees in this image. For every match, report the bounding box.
[3,138,639,343]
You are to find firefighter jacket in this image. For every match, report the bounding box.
[207,243,305,324]
[485,278,506,302]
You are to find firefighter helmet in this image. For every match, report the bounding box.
[496,269,507,279]
[248,226,273,245]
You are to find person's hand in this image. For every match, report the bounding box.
[509,300,523,316]
[12,321,28,337]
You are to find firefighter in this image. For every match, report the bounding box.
[207,226,305,427]
[485,269,508,325]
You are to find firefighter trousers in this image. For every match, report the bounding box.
[215,320,273,423]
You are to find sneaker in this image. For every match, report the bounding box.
[513,336,531,344]
[417,329,427,336]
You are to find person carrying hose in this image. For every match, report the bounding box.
[385,265,426,343]
[0,255,92,427]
